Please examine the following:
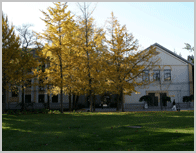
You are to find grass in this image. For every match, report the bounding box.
[2,110,194,151]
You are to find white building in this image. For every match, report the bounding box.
[4,43,194,110]
[124,43,194,108]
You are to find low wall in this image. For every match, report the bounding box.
[3,102,194,110]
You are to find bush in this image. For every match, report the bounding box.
[40,109,49,114]
[53,110,61,114]
[110,103,117,108]
[95,103,102,108]
[7,110,15,115]
[22,110,28,115]
[48,110,53,114]
[34,109,39,114]
[183,96,190,102]
[77,104,85,109]
[139,95,152,103]
[15,109,21,115]
[190,95,194,101]
[162,96,171,102]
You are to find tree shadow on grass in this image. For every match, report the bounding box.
[2,112,194,151]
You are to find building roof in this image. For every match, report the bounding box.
[145,43,194,66]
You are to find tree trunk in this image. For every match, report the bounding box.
[60,88,63,113]
[69,93,72,112]
[93,94,96,112]
[121,89,124,112]
[2,71,7,113]
[75,95,79,110]
[89,93,93,112]
[60,62,63,113]
[2,86,6,113]
[73,94,75,111]
[116,94,119,111]
[21,86,25,111]
[47,93,50,110]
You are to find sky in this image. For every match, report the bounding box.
[2,2,194,60]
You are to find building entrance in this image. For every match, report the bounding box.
[148,93,158,106]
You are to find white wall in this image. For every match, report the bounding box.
[125,46,190,104]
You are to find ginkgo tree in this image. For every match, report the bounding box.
[76,2,108,112]
[104,12,160,111]
[35,2,80,113]
[2,12,41,111]
[2,12,21,108]
[13,48,40,111]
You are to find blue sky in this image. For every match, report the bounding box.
[2,2,194,60]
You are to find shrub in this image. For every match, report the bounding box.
[110,103,117,108]
[139,95,152,103]
[15,109,21,115]
[190,95,194,101]
[22,110,27,115]
[48,110,53,114]
[162,96,171,102]
[95,103,102,108]
[7,110,15,115]
[53,110,61,114]
[40,109,49,114]
[34,109,39,114]
[77,104,85,109]
[183,96,190,102]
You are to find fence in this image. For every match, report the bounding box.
[3,101,193,111]
[3,88,194,112]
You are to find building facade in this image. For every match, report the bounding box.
[4,43,194,109]
[124,43,194,108]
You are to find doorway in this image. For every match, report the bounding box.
[52,95,58,103]
[25,95,31,103]
[39,94,45,103]
[160,93,167,106]
[148,93,158,106]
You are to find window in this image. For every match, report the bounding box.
[153,70,160,81]
[12,87,18,97]
[52,95,58,103]
[164,69,171,81]
[25,79,31,88]
[142,70,149,81]
[39,94,45,103]
[39,79,44,91]
[25,95,31,103]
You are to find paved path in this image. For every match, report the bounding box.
[84,107,194,112]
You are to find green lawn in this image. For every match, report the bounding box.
[2,110,194,151]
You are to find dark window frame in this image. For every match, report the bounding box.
[52,95,58,103]
[153,70,160,81]
[12,88,18,97]
[142,70,149,81]
[39,79,44,91]
[164,69,171,81]
[25,95,31,103]
[25,79,32,88]
[38,94,45,103]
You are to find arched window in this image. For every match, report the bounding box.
[164,69,171,81]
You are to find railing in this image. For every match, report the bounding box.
[3,102,194,111]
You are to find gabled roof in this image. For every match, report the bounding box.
[145,43,194,66]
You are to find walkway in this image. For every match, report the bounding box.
[84,107,194,112]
